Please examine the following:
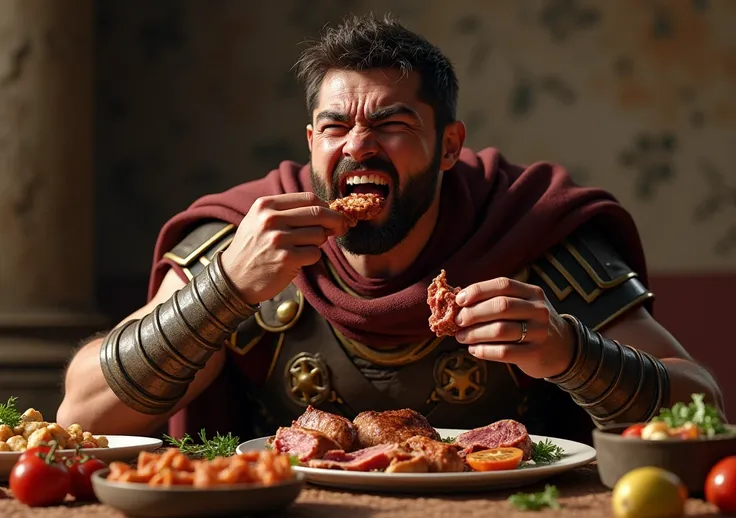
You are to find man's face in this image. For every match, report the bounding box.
[307,69,443,256]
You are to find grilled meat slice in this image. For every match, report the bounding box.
[385,455,431,473]
[307,443,411,471]
[293,405,357,452]
[455,419,533,460]
[353,409,440,448]
[272,426,341,462]
[402,435,465,473]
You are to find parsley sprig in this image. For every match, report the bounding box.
[530,439,565,464]
[0,397,22,428]
[164,429,240,460]
[440,436,456,444]
[652,393,728,438]
[508,484,561,511]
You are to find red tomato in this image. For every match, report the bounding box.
[16,444,53,464]
[67,455,107,501]
[9,448,70,507]
[705,456,736,513]
[621,423,646,438]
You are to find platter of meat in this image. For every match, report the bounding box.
[236,406,596,493]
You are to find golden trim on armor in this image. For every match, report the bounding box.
[199,256,211,266]
[163,224,235,266]
[266,333,286,380]
[564,242,638,289]
[432,350,487,404]
[181,267,194,281]
[255,289,305,333]
[284,352,332,407]
[531,264,573,301]
[225,328,267,356]
[544,252,603,303]
[593,291,654,331]
[332,325,445,367]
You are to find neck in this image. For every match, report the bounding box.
[341,182,442,279]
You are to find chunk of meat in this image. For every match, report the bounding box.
[455,419,534,460]
[329,193,385,226]
[20,408,43,423]
[402,436,465,473]
[427,269,461,337]
[353,409,441,448]
[272,426,341,462]
[385,455,431,473]
[308,443,411,471]
[0,424,12,442]
[293,405,357,452]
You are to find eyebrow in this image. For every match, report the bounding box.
[314,104,420,124]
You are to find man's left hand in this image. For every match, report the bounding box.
[454,277,576,379]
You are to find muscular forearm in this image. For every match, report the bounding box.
[57,338,226,435]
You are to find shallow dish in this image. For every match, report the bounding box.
[0,435,162,480]
[237,428,597,494]
[593,423,736,494]
[92,468,305,518]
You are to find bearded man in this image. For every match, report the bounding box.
[58,14,724,443]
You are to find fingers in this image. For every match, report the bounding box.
[456,277,546,306]
[255,192,329,211]
[466,344,535,365]
[456,320,542,345]
[289,245,323,267]
[280,205,350,236]
[455,297,548,328]
[287,226,331,247]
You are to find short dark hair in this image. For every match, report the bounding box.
[294,13,459,131]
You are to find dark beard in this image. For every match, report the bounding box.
[310,148,442,256]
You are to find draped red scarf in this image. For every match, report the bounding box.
[149,147,650,346]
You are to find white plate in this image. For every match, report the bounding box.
[0,435,163,479]
[237,428,596,493]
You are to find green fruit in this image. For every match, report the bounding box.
[612,467,687,518]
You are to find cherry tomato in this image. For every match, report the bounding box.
[9,443,70,507]
[466,447,524,471]
[705,456,736,513]
[621,424,646,438]
[67,455,107,501]
[16,444,53,464]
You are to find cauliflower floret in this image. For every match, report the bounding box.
[0,424,12,442]
[27,427,53,449]
[67,424,84,443]
[0,441,9,452]
[20,408,43,423]
[47,423,72,449]
[95,435,109,448]
[6,435,27,452]
[20,421,49,439]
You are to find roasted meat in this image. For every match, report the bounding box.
[402,435,465,473]
[272,426,341,462]
[427,269,462,337]
[385,455,431,473]
[307,443,410,471]
[353,409,441,448]
[454,419,534,460]
[329,193,385,226]
[293,405,358,452]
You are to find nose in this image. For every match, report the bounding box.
[342,127,378,162]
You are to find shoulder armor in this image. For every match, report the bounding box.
[527,224,653,331]
[162,220,235,280]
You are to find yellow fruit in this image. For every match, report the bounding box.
[612,467,688,518]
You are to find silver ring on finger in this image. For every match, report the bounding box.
[516,321,528,343]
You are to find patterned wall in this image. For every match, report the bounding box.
[95,0,736,281]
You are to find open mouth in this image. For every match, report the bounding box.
[340,173,391,199]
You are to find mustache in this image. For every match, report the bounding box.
[332,157,399,192]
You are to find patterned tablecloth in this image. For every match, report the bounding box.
[0,464,727,518]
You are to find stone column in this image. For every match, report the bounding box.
[0,0,105,420]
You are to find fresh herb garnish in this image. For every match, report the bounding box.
[441,436,456,444]
[0,397,22,428]
[653,393,727,438]
[530,439,564,464]
[508,484,561,511]
[164,429,240,460]
[289,455,301,466]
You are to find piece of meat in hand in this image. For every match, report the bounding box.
[329,193,385,226]
[293,405,357,452]
[427,269,462,337]
[455,419,534,460]
[272,426,341,462]
[353,409,441,448]
[402,435,465,473]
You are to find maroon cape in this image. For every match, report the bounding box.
[149,147,651,348]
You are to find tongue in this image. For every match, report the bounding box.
[351,184,386,197]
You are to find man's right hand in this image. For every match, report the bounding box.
[220,192,349,305]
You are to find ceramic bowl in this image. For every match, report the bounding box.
[593,423,736,494]
[91,468,305,518]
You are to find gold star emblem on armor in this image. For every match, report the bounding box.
[433,350,487,404]
[284,352,332,407]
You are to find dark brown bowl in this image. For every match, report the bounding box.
[593,423,736,494]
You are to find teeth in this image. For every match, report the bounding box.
[346,175,388,186]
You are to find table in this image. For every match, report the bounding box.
[0,464,726,518]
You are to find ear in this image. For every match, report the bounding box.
[439,121,466,171]
[306,124,314,153]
